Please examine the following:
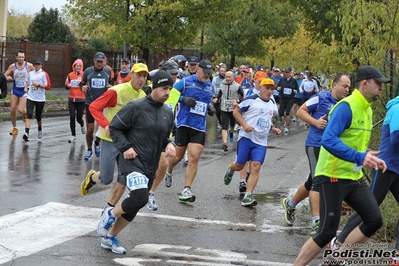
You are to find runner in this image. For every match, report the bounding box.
[223,78,281,206]
[65,59,86,143]
[79,52,112,160]
[22,58,51,141]
[293,66,389,265]
[79,63,149,215]
[4,51,34,135]
[164,59,215,202]
[96,71,175,255]
[331,95,399,264]
[147,61,181,211]
[281,74,351,235]
[277,67,298,134]
[213,70,243,152]
[114,58,131,85]
[0,71,7,99]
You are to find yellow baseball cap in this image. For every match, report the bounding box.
[131,63,149,73]
[260,78,275,87]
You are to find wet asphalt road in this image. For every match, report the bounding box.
[0,115,325,265]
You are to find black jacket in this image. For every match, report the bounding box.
[0,72,7,99]
[109,94,174,179]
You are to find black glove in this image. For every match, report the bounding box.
[207,104,215,116]
[182,97,197,107]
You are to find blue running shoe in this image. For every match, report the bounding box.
[84,150,92,160]
[101,236,126,254]
[94,144,101,157]
[229,131,234,142]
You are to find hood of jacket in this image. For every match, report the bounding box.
[72,59,84,72]
[386,96,399,111]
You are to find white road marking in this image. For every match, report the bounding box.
[115,244,292,266]
[0,202,300,265]
[0,202,102,264]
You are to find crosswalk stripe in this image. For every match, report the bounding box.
[0,202,299,265]
[0,202,102,264]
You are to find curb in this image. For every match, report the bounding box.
[0,100,69,121]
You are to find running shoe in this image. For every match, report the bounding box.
[68,136,76,143]
[229,131,234,142]
[164,172,173,188]
[22,113,27,122]
[81,123,86,134]
[38,130,43,139]
[80,169,96,196]
[292,117,297,122]
[9,128,18,135]
[101,236,126,255]
[182,152,188,165]
[94,144,101,157]
[239,180,247,193]
[148,192,158,211]
[179,187,196,202]
[241,194,257,207]
[224,164,234,185]
[234,124,241,131]
[310,219,320,236]
[284,127,289,135]
[222,143,228,152]
[22,132,29,142]
[281,198,296,226]
[97,207,115,237]
[326,237,340,252]
[83,150,92,160]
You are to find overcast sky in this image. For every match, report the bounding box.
[9,0,67,15]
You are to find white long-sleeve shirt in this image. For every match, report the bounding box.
[26,68,51,102]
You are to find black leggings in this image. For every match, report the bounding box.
[121,179,154,222]
[337,169,399,249]
[68,100,85,136]
[313,177,382,248]
[221,111,236,130]
[304,146,320,191]
[26,99,45,121]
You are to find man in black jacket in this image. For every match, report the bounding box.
[96,70,176,255]
[0,72,7,99]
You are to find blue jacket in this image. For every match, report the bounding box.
[174,74,214,132]
[378,96,399,174]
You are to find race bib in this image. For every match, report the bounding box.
[71,80,80,87]
[126,172,149,191]
[283,87,292,95]
[190,101,207,116]
[91,78,106,89]
[255,117,269,131]
[15,78,25,88]
[223,100,233,109]
[273,89,279,96]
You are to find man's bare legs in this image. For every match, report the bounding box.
[9,95,26,131]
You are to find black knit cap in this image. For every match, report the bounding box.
[152,70,174,89]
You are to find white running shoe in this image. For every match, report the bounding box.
[101,236,126,254]
[148,193,158,211]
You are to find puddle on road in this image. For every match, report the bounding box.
[223,190,314,236]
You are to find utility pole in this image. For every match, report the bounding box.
[0,0,8,71]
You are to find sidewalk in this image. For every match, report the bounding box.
[0,88,69,121]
